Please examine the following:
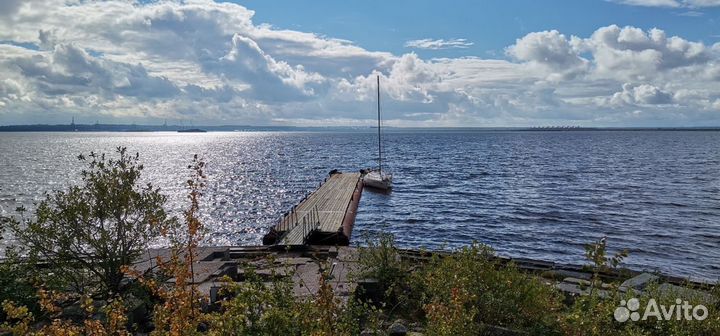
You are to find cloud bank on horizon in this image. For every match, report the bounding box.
[0,0,720,127]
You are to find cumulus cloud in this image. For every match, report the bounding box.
[11,43,180,98]
[507,30,589,80]
[212,34,325,101]
[608,83,674,106]
[0,78,29,108]
[405,38,474,50]
[0,0,718,126]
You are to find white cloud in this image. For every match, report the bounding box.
[684,0,720,6]
[506,30,589,80]
[212,34,325,101]
[609,83,674,106]
[585,25,710,82]
[0,1,718,126]
[11,43,180,98]
[612,0,720,7]
[404,38,474,50]
[677,10,704,16]
[612,0,681,7]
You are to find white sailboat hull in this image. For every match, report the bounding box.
[363,171,392,190]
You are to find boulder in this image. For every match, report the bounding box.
[388,319,408,335]
[619,273,659,292]
[542,269,592,281]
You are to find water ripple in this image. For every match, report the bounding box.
[0,130,719,280]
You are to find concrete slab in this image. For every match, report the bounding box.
[620,273,659,292]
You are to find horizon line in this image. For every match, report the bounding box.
[2,123,720,130]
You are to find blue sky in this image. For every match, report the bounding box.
[1,0,720,126]
[240,0,720,57]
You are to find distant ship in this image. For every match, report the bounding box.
[177,128,207,133]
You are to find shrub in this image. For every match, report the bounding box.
[208,264,373,336]
[207,268,300,336]
[410,244,563,334]
[357,232,411,309]
[561,284,720,336]
[6,147,175,298]
[1,289,131,336]
[125,155,208,336]
[423,286,479,336]
[584,237,628,292]
[0,253,38,322]
[0,217,39,321]
[562,238,719,335]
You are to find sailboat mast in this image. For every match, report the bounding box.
[377,75,382,175]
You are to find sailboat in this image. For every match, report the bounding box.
[363,75,393,190]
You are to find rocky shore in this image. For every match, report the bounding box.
[127,245,715,335]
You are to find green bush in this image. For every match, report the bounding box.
[0,246,38,322]
[410,244,563,334]
[208,263,379,336]
[562,284,720,336]
[5,148,176,299]
[357,232,412,311]
[207,266,299,335]
[561,237,719,335]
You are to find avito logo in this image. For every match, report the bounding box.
[614,298,708,322]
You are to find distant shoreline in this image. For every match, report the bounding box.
[1,124,720,132]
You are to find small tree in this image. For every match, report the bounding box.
[584,237,628,295]
[7,147,175,298]
[144,155,207,335]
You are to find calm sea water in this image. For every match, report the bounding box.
[0,131,719,280]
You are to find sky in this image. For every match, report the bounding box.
[1,0,720,127]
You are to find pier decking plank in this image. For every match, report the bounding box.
[267,172,362,246]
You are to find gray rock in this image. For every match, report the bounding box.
[274,257,313,265]
[563,277,592,286]
[620,273,659,292]
[61,303,87,322]
[596,289,611,299]
[564,277,614,291]
[388,319,408,336]
[600,282,614,290]
[542,269,592,281]
[556,282,610,299]
[556,282,586,296]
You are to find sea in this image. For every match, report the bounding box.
[0,130,718,281]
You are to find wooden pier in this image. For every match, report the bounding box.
[263,171,364,246]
